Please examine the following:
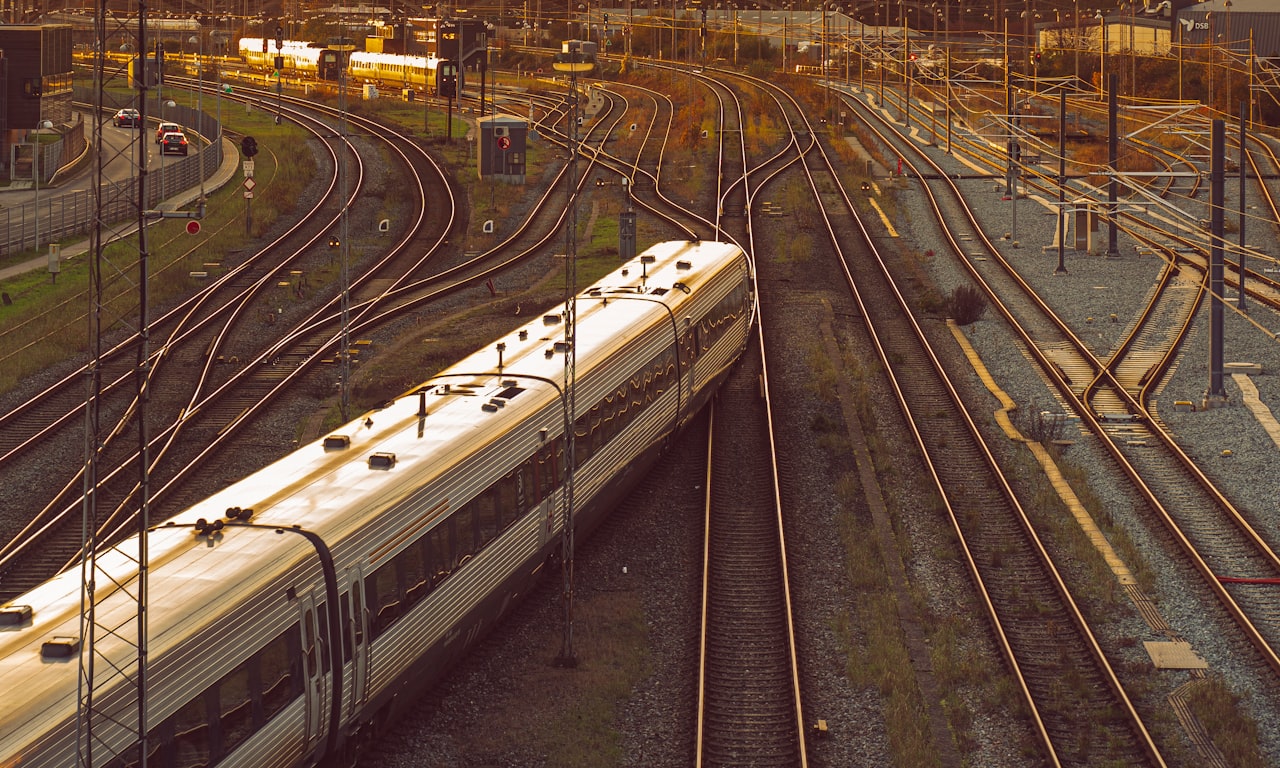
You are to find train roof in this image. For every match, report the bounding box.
[0,241,746,754]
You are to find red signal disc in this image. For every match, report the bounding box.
[186,220,201,235]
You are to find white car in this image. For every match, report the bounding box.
[155,121,181,143]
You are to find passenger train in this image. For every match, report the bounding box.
[347,51,457,96]
[238,37,457,95]
[239,37,344,81]
[0,240,753,768]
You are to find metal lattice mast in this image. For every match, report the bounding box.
[78,2,153,765]
[340,47,352,422]
[557,47,581,667]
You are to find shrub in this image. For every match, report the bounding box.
[947,284,986,325]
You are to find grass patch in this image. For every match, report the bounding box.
[1185,675,1266,768]
[467,590,650,768]
[834,468,942,768]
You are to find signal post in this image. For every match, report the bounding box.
[241,136,258,235]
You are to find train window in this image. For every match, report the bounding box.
[519,459,535,511]
[474,488,499,546]
[171,693,211,768]
[402,540,429,608]
[218,661,254,755]
[452,506,475,567]
[368,562,401,639]
[497,470,519,527]
[427,525,450,587]
[260,625,301,720]
[554,438,566,486]
[98,739,159,768]
[580,417,594,464]
[536,443,557,500]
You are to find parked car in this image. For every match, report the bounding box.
[159,131,188,156]
[155,121,181,143]
[113,108,141,128]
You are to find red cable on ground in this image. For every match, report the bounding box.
[1218,576,1280,584]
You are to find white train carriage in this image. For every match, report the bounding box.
[0,240,753,768]
[239,38,343,81]
[347,51,456,96]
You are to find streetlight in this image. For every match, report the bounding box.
[190,29,207,202]
[160,99,176,199]
[33,119,52,256]
[1072,0,1079,88]
[1095,9,1105,100]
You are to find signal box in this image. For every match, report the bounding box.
[476,114,527,184]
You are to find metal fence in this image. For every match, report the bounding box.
[1,94,223,258]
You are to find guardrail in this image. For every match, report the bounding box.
[0,94,222,258]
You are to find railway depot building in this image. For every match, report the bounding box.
[0,23,73,176]
[1035,0,1280,59]
[1176,0,1280,58]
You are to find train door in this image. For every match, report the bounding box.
[298,590,327,748]
[535,439,559,547]
[345,566,369,713]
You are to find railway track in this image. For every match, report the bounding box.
[750,71,1169,764]
[837,62,1280,740]
[698,352,806,766]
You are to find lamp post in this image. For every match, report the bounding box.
[160,99,176,199]
[33,119,52,255]
[1072,0,1078,88]
[733,3,738,66]
[1224,0,1233,116]
[1095,9,1105,100]
[190,29,205,201]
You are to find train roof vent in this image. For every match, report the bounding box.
[0,605,33,627]
[676,260,692,270]
[324,434,351,450]
[368,452,397,469]
[543,314,562,326]
[496,386,525,399]
[41,636,81,660]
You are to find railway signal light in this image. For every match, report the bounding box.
[240,135,258,158]
[275,24,284,51]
